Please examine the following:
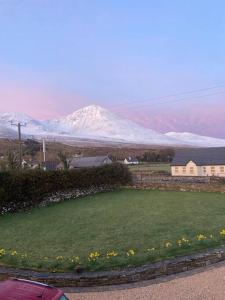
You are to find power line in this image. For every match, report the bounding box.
[110,82,225,110]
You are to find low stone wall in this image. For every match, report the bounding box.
[1,247,225,287]
[40,185,115,207]
[131,174,225,193]
[132,174,211,185]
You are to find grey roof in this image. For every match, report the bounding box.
[171,147,225,166]
[70,156,112,168]
[44,161,60,170]
[125,156,139,163]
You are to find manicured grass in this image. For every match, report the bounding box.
[128,163,171,173]
[1,189,225,271]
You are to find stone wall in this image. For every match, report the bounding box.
[131,174,225,193]
[1,247,225,287]
[132,173,211,185]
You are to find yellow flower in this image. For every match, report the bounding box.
[11,250,17,256]
[165,242,172,248]
[0,249,6,257]
[196,234,207,241]
[127,249,135,256]
[106,251,118,259]
[220,229,225,236]
[71,256,80,263]
[177,240,182,246]
[147,248,155,252]
[88,251,100,262]
[56,255,64,261]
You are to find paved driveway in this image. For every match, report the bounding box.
[65,261,225,300]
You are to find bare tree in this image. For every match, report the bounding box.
[7,150,20,170]
[57,151,70,170]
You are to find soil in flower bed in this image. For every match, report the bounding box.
[1,189,225,272]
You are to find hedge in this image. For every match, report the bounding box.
[0,163,131,214]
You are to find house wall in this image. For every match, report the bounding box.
[171,161,225,177]
[124,159,139,165]
[103,158,113,164]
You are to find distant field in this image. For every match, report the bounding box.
[1,189,225,271]
[128,163,171,173]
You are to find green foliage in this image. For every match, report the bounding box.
[0,163,131,213]
[57,151,70,170]
[6,150,20,170]
[23,139,41,157]
[140,148,175,162]
[1,189,225,271]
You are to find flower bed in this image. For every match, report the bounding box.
[1,229,225,272]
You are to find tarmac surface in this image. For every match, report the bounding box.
[65,260,225,300]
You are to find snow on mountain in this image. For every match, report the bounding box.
[49,105,180,145]
[166,132,225,147]
[0,125,18,138]
[0,112,48,136]
[1,105,225,147]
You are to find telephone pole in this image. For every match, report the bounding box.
[11,122,26,169]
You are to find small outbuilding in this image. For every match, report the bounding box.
[171,147,225,177]
[124,156,139,165]
[69,156,112,169]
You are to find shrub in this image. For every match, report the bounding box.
[0,163,131,214]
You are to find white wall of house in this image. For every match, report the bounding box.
[171,161,225,177]
[124,159,139,165]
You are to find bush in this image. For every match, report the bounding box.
[0,163,131,214]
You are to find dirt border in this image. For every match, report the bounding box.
[1,246,225,287]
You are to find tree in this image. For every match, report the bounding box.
[7,150,20,170]
[57,151,70,170]
[24,139,40,157]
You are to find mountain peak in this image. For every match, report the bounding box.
[70,105,108,116]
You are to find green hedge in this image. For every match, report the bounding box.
[0,163,131,214]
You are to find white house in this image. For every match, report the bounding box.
[124,156,139,165]
[171,147,225,177]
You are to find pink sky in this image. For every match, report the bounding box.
[0,78,225,138]
[0,79,89,119]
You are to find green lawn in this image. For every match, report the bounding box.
[1,189,225,271]
[128,163,171,173]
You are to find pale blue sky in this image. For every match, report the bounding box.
[0,0,224,134]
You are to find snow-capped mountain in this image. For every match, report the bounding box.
[48,105,180,145]
[165,132,225,147]
[1,105,225,147]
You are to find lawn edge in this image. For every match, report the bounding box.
[1,246,225,287]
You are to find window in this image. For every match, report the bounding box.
[190,167,194,174]
[211,166,215,175]
[182,167,186,174]
[220,166,225,173]
[175,167,179,173]
[203,167,207,173]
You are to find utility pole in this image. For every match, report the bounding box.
[11,122,26,169]
[42,139,46,167]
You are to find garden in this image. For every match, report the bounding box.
[1,189,225,272]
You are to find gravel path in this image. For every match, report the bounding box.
[65,261,225,300]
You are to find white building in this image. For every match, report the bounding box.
[171,147,225,177]
[124,156,139,165]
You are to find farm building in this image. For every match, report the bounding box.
[124,156,139,165]
[171,147,225,177]
[69,156,112,169]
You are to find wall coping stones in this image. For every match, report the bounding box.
[1,246,225,287]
